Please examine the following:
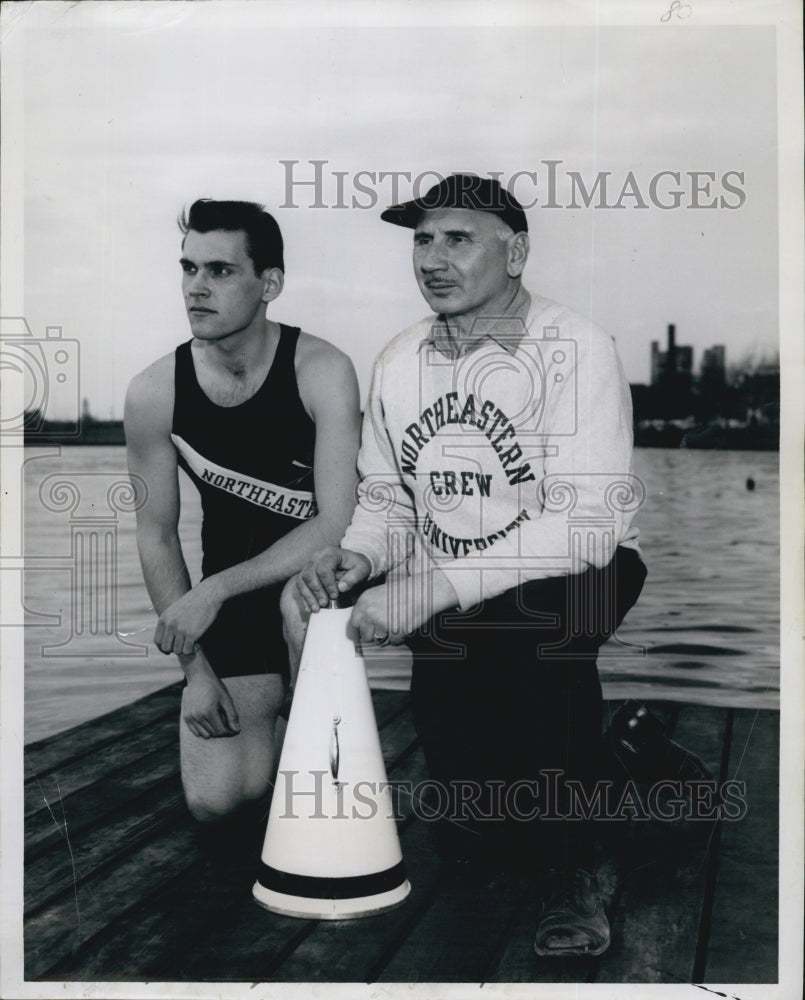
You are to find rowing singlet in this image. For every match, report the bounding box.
[171,325,315,678]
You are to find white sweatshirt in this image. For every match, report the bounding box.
[342,290,642,611]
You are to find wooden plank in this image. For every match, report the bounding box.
[175,902,316,981]
[44,693,420,982]
[701,708,779,983]
[25,775,186,916]
[25,824,201,980]
[24,683,183,775]
[25,713,178,819]
[46,828,261,981]
[26,743,180,860]
[376,862,528,983]
[595,704,729,983]
[24,684,400,779]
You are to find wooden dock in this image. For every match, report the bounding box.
[24,684,778,985]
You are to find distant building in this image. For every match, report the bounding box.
[650,325,693,388]
[701,345,726,384]
[739,363,780,425]
[650,341,661,384]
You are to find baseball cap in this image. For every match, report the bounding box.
[380,174,528,234]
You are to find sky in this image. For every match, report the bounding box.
[9,2,783,421]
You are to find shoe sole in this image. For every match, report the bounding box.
[534,939,610,958]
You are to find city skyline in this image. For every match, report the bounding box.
[15,317,777,431]
[12,317,779,421]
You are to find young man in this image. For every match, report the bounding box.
[125,199,361,827]
[295,175,647,956]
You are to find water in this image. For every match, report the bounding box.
[20,446,779,744]
[603,448,779,709]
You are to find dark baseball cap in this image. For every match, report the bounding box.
[380,174,528,234]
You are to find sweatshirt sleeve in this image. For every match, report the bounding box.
[437,323,641,610]
[340,353,417,578]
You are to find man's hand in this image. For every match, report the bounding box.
[182,664,241,739]
[349,569,459,647]
[154,579,224,655]
[296,547,372,612]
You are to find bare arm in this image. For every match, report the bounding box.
[125,359,191,618]
[153,338,362,652]
[125,357,240,738]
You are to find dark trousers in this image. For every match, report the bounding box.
[407,546,647,871]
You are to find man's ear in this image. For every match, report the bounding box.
[261,267,284,303]
[507,233,529,278]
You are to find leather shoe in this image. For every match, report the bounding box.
[534,868,611,957]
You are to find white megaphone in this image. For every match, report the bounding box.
[253,603,411,918]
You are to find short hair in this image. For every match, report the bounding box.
[178,199,284,274]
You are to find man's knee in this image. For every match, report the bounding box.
[180,722,278,824]
[183,774,271,824]
[185,790,235,825]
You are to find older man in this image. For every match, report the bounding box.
[295,175,646,956]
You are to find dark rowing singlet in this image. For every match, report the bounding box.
[171,324,315,678]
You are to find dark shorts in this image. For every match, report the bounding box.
[199,581,289,681]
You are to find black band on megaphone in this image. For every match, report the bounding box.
[256,860,407,900]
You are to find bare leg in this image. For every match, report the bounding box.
[180,674,285,824]
[280,575,311,687]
